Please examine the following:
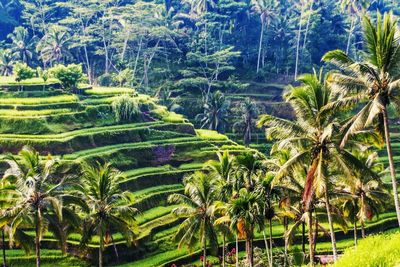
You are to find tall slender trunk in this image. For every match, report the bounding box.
[325,187,338,261]
[257,21,265,73]
[302,0,314,51]
[236,234,239,267]
[313,212,318,256]
[308,211,314,266]
[203,232,207,267]
[294,7,304,80]
[263,230,271,266]
[302,221,306,254]
[2,229,6,267]
[222,234,225,267]
[99,224,104,267]
[346,17,355,55]
[383,107,400,226]
[361,222,365,238]
[269,219,273,267]
[284,217,289,267]
[35,208,41,267]
[353,220,357,246]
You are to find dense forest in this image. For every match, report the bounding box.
[1,0,400,267]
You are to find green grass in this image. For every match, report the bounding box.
[196,129,229,140]
[0,95,78,105]
[133,184,183,200]
[136,205,179,225]
[84,86,135,95]
[0,76,60,86]
[0,109,72,117]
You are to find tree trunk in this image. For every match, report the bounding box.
[383,107,400,227]
[294,7,304,80]
[2,229,6,267]
[353,220,357,246]
[203,232,207,267]
[269,219,273,267]
[313,212,318,257]
[222,234,225,267]
[257,21,264,73]
[308,211,314,266]
[35,209,41,267]
[361,222,365,238]
[99,227,104,267]
[346,16,355,55]
[284,217,289,267]
[236,234,239,267]
[325,187,338,261]
[302,221,306,254]
[263,230,271,266]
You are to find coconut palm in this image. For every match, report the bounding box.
[78,162,138,267]
[0,146,71,267]
[37,26,72,66]
[322,12,400,227]
[235,152,265,191]
[0,49,15,76]
[216,188,264,267]
[257,70,376,264]
[168,171,218,267]
[197,90,230,133]
[233,98,258,146]
[7,26,37,64]
[338,151,390,243]
[251,0,278,73]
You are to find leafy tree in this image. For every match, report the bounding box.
[168,171,218,267]
[322,12,400,227]
[78,162,138,267]
[0,49,14,76]
[233,98,258,146]
[37,26,71,65]
[48,64,83,92]
[13,62,35,83]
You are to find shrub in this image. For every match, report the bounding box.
[97,73,115,86]
[113,68,133,87]
[48,64,83,91]
[13,62,35,82]
[111,94,141,123]
[333,231,400,267]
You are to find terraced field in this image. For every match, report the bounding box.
[0,85,251,265]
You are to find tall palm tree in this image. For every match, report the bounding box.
[0,49,14,76]
[257,70,375,264]
[251,0,278,73]
[168,171,218,267]
[322,12,400,227]
[37,26,72,66]
[197,90,230,133]
[7,26,37,64]
[78,162,138,267]
[0,146,70,267]
[233,98,258,146]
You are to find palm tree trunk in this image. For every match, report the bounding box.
[257,21,264,73]
[222,234,226,267]
[308,211,314,267]
[324,187,338,261]
[99,228,104,267]
[236,234,239,267]
[346,16,355,55]
[313,212,318,257]
[302,221,306,254]
[353,220,357,246]
[383,107,400,227]
[361,222,365,238]
[269,219,273,267]
[284,217,288,267]
[2,229,6,267]
[263,230,271,266]
[35,209,41,267]
[203,232,207,267]
[294,7,304,80]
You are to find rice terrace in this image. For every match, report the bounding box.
[0,0,400,267]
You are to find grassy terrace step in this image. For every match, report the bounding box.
[137,214,181,241]
[133,184,184,211]
[0,108,74,117]
[0,94,78,105]
[136,205,179,225]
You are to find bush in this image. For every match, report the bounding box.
[97,73,115,86]
[48,64,83,91]
[333,231,400,267]
[111,94,141,123]
[13,62,35,82]
[113,68,133,87]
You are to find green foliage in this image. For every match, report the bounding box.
[333,231,400,267]
[48,64,83,91]
[111,94,141,123]
[13,62,35,82]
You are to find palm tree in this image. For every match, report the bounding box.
[7,26,37,64]
[0,49,14,76]
[197,90,230,133]
[233,98,258,146]
[78,162,138,267]
[322,12,400,227]
[0,146,70,267]
[257,70,375,264]
[338,151,389,243]
[251,0,278,73]
[37,26,72,66]
[168,171,218,267]
[216,188,264,267]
